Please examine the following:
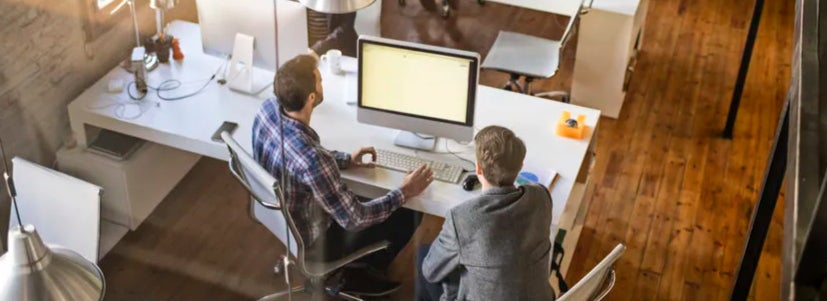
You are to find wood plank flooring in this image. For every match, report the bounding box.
[98,0,793,299]
[564,0,793,300]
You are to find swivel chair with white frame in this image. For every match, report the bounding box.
[481,0,588,103]
[221,131,391,301]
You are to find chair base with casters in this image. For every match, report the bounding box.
[220,131,395,301]
[501,73,571,103]
[256,252,379,301]
[245,194,394,301]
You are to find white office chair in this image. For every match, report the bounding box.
[220,132,391,301]
[481,1,585,103]
[557,243,626,301]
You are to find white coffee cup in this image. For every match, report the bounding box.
[321,49,343,75]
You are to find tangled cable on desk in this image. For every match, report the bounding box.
[153,78,213,101]
[87,92,152,121]
[126,56,230,102]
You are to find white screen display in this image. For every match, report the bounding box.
[360,42,473,124]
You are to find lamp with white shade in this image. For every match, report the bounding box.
[298,0,376,13]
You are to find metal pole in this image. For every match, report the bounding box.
[794,174,827,291]
[722,0,766,139]
[128,1,141,47]
[730,99,789,300]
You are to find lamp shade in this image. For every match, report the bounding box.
[0,225,105,301]
[298,0,376,13]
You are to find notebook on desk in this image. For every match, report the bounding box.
[515,168,559,190]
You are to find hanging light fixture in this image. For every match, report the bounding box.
[0,140,106,301]
[298,0,376,14]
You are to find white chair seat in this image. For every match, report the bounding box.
[482,31,562,79]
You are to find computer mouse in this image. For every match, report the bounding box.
[461,174,479,191]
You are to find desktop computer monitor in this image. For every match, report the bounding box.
[196,0,308,72]
[357,36,479,150]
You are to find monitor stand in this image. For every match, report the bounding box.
[227,33,254,94]
[394,131,436,151]
[226,33,268,95]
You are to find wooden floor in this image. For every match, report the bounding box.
[564,0,792,299]
[99,0,794,300]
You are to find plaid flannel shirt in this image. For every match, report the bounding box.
[252,98,405,245]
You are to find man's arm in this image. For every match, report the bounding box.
[422,212,461,283]
[302,151,403,231]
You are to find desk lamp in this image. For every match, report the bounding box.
[111,0,158,94]
[0,139,106,301]
[298,0,376,13]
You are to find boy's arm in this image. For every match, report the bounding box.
[422,212,461,283]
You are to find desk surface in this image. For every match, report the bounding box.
[68,21,600,223]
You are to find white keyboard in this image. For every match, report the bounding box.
[375,149,465,183]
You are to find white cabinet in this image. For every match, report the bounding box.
[57,141,200,230]
[571,0,648,118]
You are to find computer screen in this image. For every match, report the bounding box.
[359,40,477,126]
[196,0,308,71]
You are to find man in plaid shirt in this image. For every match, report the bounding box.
[253,54,434,294]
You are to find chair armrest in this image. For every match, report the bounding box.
[302,240,391,278]
[594,269,616,301]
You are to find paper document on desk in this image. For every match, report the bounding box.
[515,168,558,190]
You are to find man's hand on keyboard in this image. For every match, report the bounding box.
[351,147,378,168]
[400,164,434,201]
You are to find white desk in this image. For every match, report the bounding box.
[68,21,600,273]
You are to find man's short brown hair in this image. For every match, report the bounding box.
[274,54,318,112]
[475,126,526,186]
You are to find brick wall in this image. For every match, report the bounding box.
[0,0,196,249]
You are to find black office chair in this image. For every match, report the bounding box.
[221,132,391,300]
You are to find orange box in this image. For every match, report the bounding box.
[556,111,587,139]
